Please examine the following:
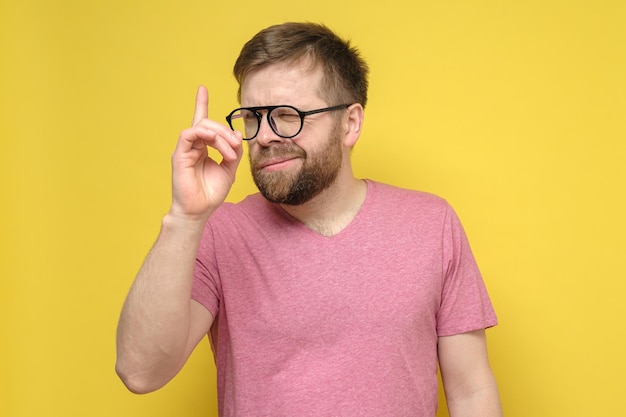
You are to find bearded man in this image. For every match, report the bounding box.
[116,22,503,417]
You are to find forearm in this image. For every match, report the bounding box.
[439,331,503,417]
[446,376,503,417]
[115,213,206,393]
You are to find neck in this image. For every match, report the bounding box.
[279,175,367,237]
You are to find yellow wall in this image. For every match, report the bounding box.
[1,1,624,416]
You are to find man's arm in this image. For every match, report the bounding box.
[115,86,243,393]
[438,329,503,417]
[115,215,214,393]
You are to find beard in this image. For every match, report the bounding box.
[249,124,343,206]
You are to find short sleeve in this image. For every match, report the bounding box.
[436,205,497,336]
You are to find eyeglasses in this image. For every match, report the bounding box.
[225,104,350,140]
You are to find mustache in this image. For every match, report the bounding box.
[251,143,307,165]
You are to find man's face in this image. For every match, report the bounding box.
[241,63,345,205]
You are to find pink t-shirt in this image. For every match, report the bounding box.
[193,180,497,417]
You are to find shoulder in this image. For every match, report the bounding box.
[366,180,451,214]
[198,193,279,252]
[204,193,288,236]
[210,193,269,220]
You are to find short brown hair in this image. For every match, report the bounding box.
[234,22,369,108]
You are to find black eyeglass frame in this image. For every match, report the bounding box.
[225,104,351,140]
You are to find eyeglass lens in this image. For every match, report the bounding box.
[229,107,302,140]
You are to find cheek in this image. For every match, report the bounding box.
[247,143,260,163]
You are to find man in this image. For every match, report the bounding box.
[116,22,503,417]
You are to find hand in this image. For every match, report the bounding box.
[169,86,243,221]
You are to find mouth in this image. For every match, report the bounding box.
[256,156,302,171]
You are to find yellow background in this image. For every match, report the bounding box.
[1,1,624,416]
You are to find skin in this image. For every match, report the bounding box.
[242,63,367,235]
[115,85,241,393]
[115,62,502,417]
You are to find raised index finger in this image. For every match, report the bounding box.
[192,85,209,126]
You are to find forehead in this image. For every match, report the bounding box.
[240,62,324,107]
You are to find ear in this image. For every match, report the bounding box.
[342,103,364,148]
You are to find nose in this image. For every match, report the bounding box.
[254,113,285,146]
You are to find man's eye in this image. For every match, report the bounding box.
[274,110,299,120]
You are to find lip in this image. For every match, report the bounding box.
[256,156,301,171]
